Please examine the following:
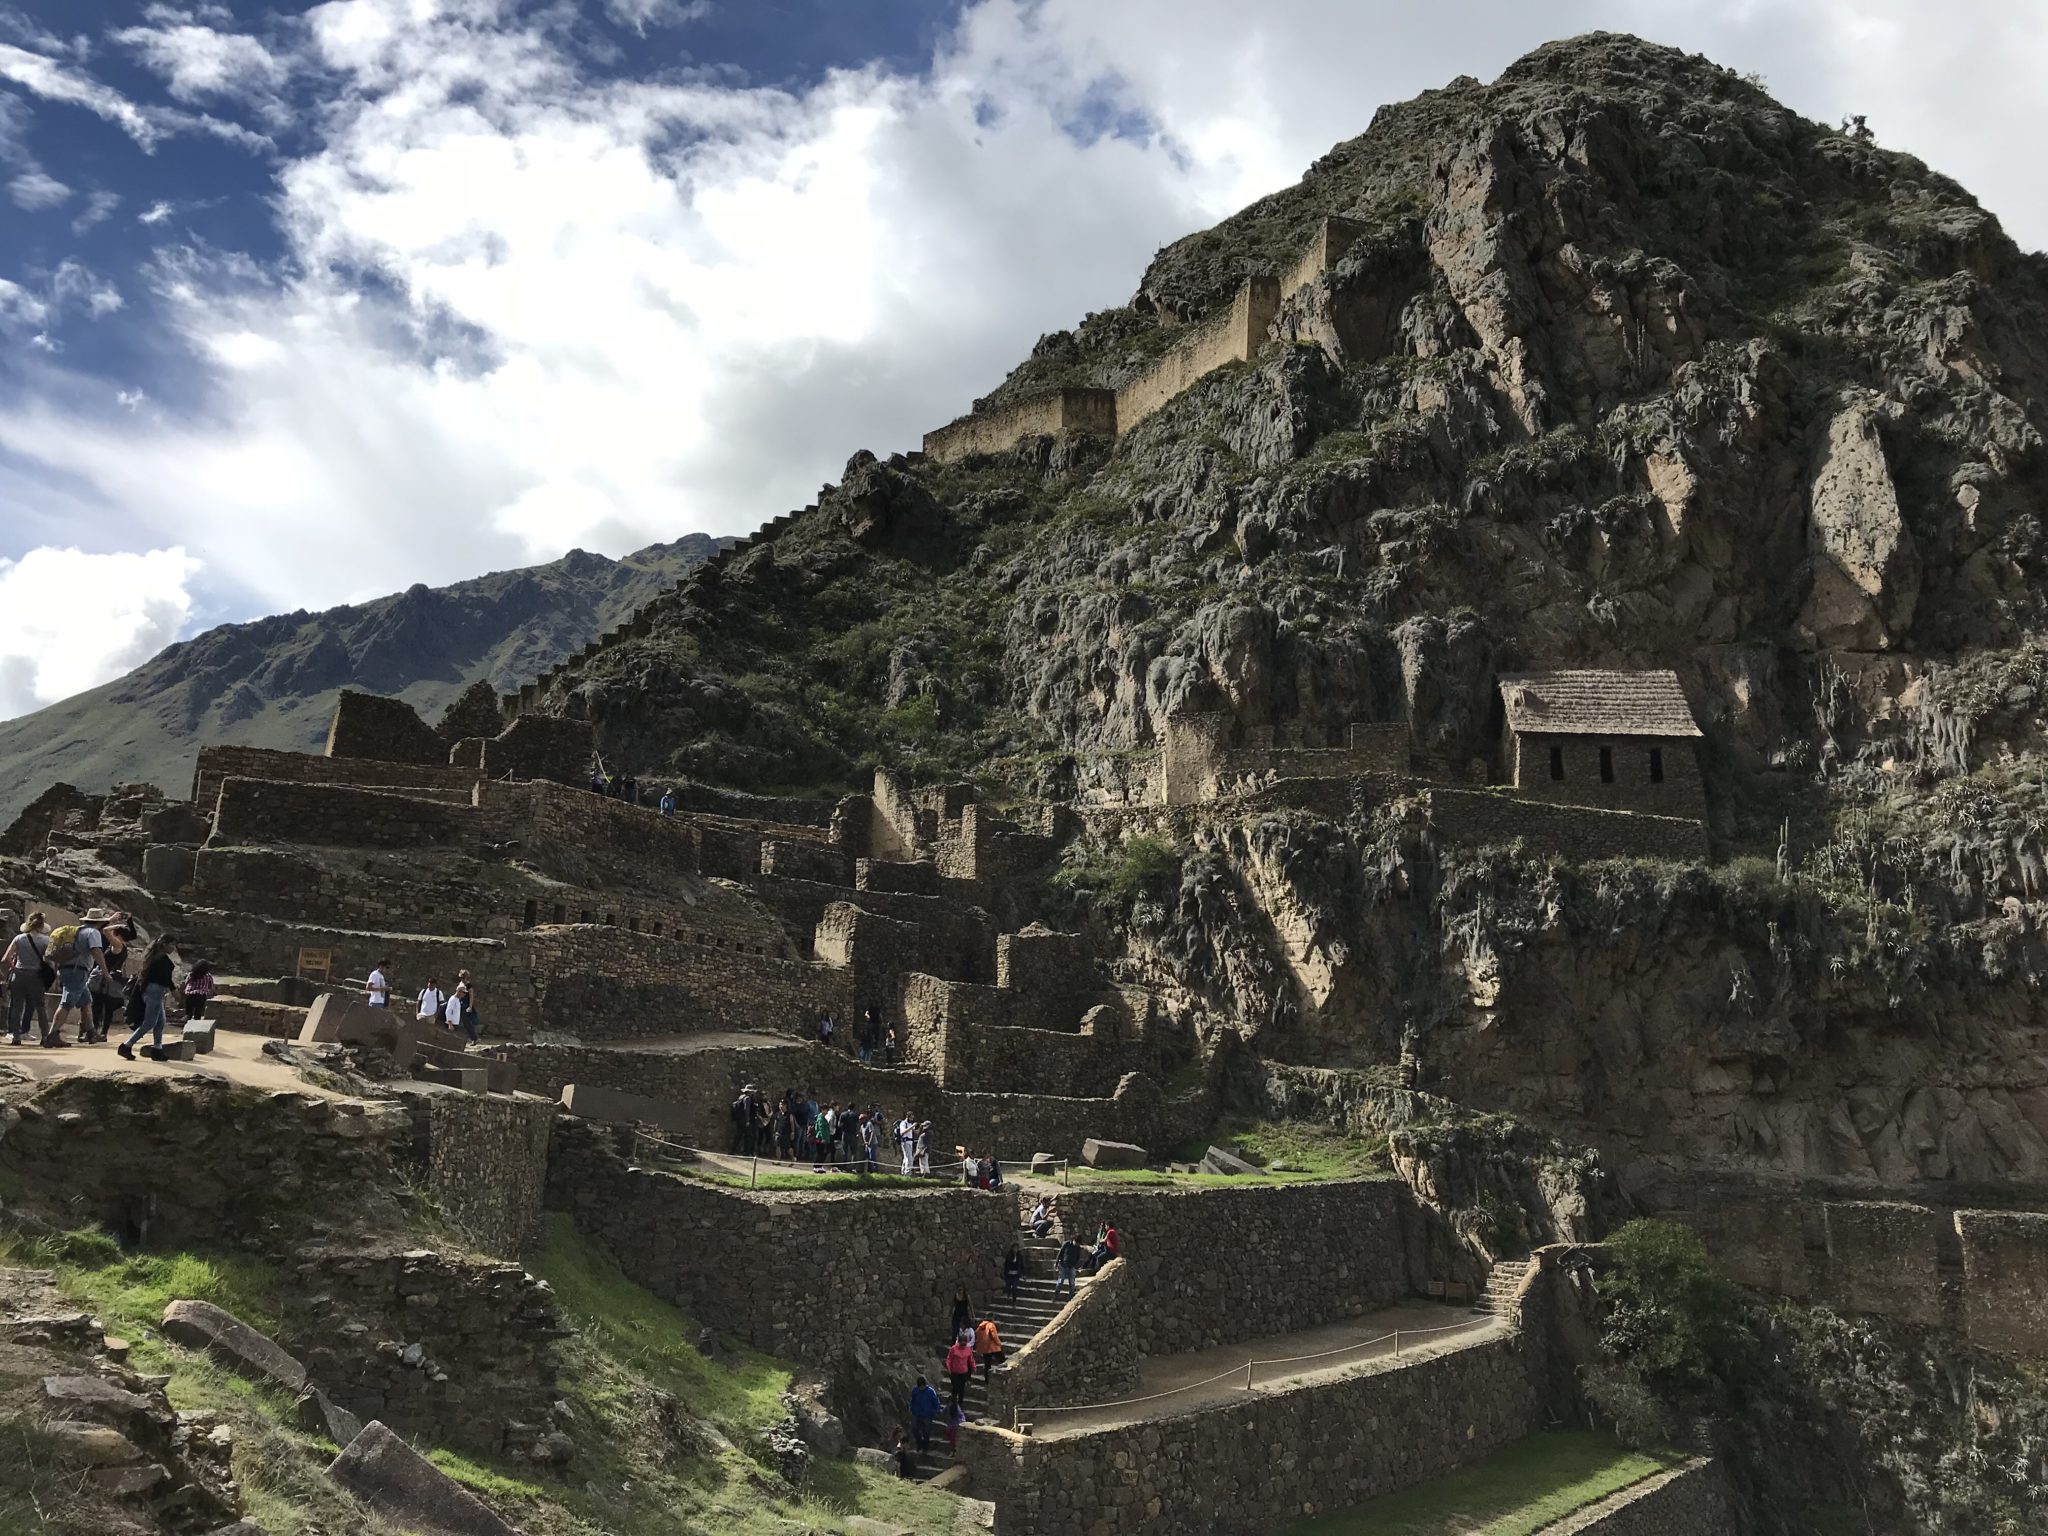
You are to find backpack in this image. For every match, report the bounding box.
[46,924,81,967]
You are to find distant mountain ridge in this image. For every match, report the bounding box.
[0,534,726,821]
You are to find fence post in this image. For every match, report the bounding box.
[1394,1329,1401,1356]
[751,1154,759,1189]
[1244,1362,1253,1391]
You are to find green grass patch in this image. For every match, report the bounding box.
[659,1162,937,1194]
[1287,1432,1678,1534]
[1062,1118,1393,1187]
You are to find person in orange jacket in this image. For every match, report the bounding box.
[973,1316,1006,1382]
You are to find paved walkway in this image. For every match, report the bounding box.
[1020,1301,1502,1439]
[0,1025,346,1097]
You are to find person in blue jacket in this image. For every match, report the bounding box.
[909,1375,942,1455]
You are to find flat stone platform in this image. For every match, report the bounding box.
[1022,1300,1502,1439]
[0,1027,347,1097]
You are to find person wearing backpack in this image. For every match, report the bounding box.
[3,913,51,1046]
[117,933,178,1062]
[44,917,121,1048]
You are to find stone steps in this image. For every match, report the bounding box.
[1481,1259,1531,1314]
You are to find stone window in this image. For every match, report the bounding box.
[1599,746,1614,784]
[522,900,537,929]
[1548,745,1565,780]
[552,903,566,924]
[1649,748,1664,784]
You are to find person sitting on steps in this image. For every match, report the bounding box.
[1090,1221,1120,1273]
[1029,1196,1052,1239]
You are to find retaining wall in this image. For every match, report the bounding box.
[923,387,1117,464]
[191,745,479,810]
[525,924,854,1041]
[986,1256,1138,1423]
[1548,1458,1736,1535]
[1116,277,1281,431]
[401,1087,555,1259]
[968,1331,1543,1536]
[326,689,446,765]
[1956,1210,2048,1354]
[545,1119,1018,1361]
[1049,1180,1417,1352]
[211,776,483,851]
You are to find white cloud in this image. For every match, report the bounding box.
[0,546,201,717]
[114,17,289,113]
[604,0,713,31]
[0,41,164,148]
[7,167,66,208]
[72,188,120,233]
[2,0,2048,725]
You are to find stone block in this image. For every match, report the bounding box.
[1029,1153,1058,1176]
[1200,1146,1261,1177]
[297,1386,365,1449]
[853,1446,895,1473]
[162,1037,198,1062]
[560,1083,695,1137]
[327,1420,522,1536]
[142,843,197,893]
[414,1064,488,1093]
[161,1300,309,1394]
[1822,1201,1942,1327]
[1955,1209,2048,1355]
[183,1021,217,1054]
[301,995,417,1069]
[1081,1138,1146,1170]
[43,1374,151,1418]
[416,1042,518,1094]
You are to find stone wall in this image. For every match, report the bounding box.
[191,745,480,810]
[760,837,851,886]
[1277,215,1368,304]
[969,1331,1543,1536]
[289,1244,559,1456]
[545,1119,1019,1361]
[508,1040,948,1150]
[923,387,1118,464]
[0,1074,411,1246]
[1508,731,1708,823]
[901,974,1145,1096]
[746,874,993,977]
[325,690,447,766]
[1116,277,1282,432]
[1047,1180,1418,1352]
[477,780,706,898]
[524,924,853,1041]
[995,928,1102,1031]
[985,1255,1138,1424]
[1548,1458,1736,1536]
[211,776,483,851]
[479,714,594,786]
[0,781,106,855]
[945,1071,1215,1164]
[400,1086,555,1259]
[1822,1201,1943,1327]
[189,845,527,938]
[1955,1210,2048,1354]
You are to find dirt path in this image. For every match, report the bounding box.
[0,1025,346,1097]
[1018,1301,1502,1438]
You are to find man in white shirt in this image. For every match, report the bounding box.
[416,978,444,1022]
[366,961,390,1008]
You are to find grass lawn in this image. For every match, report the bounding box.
[1062,1119,1393,1187]
[1286,1432,1680,1535]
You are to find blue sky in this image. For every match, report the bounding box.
[0,0,2041,719]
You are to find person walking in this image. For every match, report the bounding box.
[1054,1232,1082,1300]
[86,923,130,1043]
[117,934,178,1062]
[3,913,50,1046]
[973,1316,1006,1382]
[45,916,119,1048]
[908,1376,941,1458]
[949,1285,972,1341]
[180,960,215,1022]
[897,1116,915,1176]
[943,1335,975,1416]
[416,977,446,1025]
[447,971,478,1042]
[365,959,391,1008]
[1002,1245,1023,1302]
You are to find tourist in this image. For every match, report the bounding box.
[915,1121,933,1176]
[949,1285,972,1341]
[2,913,50,1047]
[728,1089,753,1153]
[987,1156,1005,1191]
[86,922,132,1044]
[897,1115,915,1175]
[817,1010,835,1050]
[1002,1245,1023,1302]
[1029,1197,1052,1239]
[448,971,478,1041]
[811,1101,833,1172]
[659,787,677,816]
[45,915,119,1049]
[117,933,178,1062]
[973,1316,1006,1381]
[181,961,215,1022]
[365,959,391,1008]
[883,1024,898,1067]
[943,1335,975,1415]
[908,1376,941,1457]
[861,1005,882,1063]
[892,1429,918,1479]
[417,976,446,1025]
[944,1399,966,1446]
[1054,1232,1082,1300]
[1091,1221,1120,1272]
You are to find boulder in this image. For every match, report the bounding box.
[45,1422,147,1465]
[1029,1152,1059,1176]
[1200,1145,1261,1177]
[1081,1138,1147,1170]
[162,1301,308,1395]
[42,1374,151,1419]
[162,1037,198,1062]
[1799,392,1922,650]
[846,1518,915,1536]
[296,1386,364,1449]
[852,1446,895,1473]
[413,1064,487,1092]
[184,1021,217,1054]
[328,1421,523,1536]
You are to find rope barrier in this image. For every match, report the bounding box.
[1017,1313,1502,1425]
[629,1128,981,1182]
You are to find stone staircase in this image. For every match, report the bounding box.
[905,1223,1079,1482]
[1480,1258,1531,1317]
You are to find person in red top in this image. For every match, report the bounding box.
[1091,1221,1120,1272]
[943,1336,975,1415]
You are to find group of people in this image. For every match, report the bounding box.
[728,1086,939,1174]
[815,1006,897,1066]
[0,907,215,1060]
[895,1218,1122,1471]
[359,959,483,1044]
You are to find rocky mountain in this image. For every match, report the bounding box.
[0,534,724,820]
